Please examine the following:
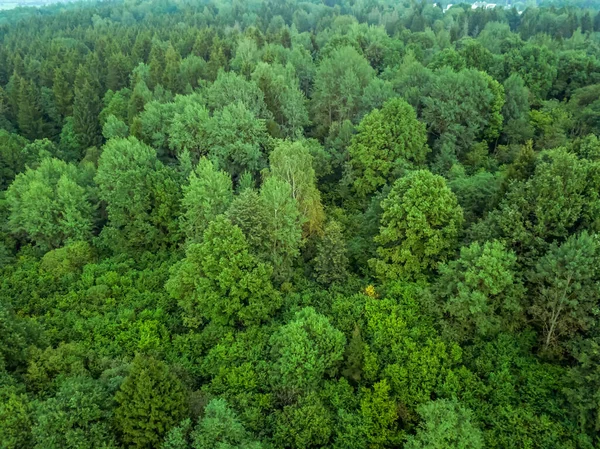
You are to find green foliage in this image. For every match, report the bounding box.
[0,129,29,190]
[6,158,95,250]
[270,307,346,393]
[348,98,429,197]
[167,215,281,328]
[314,220,349,286]
[372,170,464,281]
[437,240,525,341]
[180,158,233,242]
[102,114,129,140]
[486,148,597,261]
[205,102,269,178]
[192,399,263,449]
[73,66,102,150]
[311,46,375,130]
[95,137,180,250]
[258,177,303,281]
[269,140,324,236]
[206,71,271,120]
[0,385,34,449]
[529,232,600,350]
[404,399,484,449]
[359,380,399,449]
[252,62,309,138]
[273,392,332,449]
[422,67,504,152]
[502,74,533,143]
[1,2,600,448]
[115,356,187,449]
[33,376,118,449]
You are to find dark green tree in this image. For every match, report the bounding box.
[314,220,349,286]
[115,356,187,449]
[33,376,118,449]
[73,66,102,150]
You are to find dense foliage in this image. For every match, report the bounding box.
[2,0,600,447]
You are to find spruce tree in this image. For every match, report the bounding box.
[115,356,187,449]
[17,78,43,140]
[53,68,73,118]
[314,220,349,286]
[73,66,102,150]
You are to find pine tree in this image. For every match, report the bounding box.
[73,66,102,150]
[163,44,182,93]
[314,220,349,286]
[148,40,167,90]
[115,356,187,449]
[53,68,73,118]
[16,77,43,140]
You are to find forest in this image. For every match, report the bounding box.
[2,0,600,447]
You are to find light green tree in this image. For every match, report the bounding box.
[95,137,181,250]
[191,399,263,449]
[311,46,375,129]
[205,102,269,178]
[371,170,464,281]
[270,307,346,392]
[348,98,429,197]
[269,140,324,236]
[259,177,303,281]
[6,158,95,250]
[180,158,233,242]
[251,62,309,138]
[404,399,484,449]
[166,215,281,328]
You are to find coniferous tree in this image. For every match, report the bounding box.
[73,66,102,150]
[52,68,73,118]
[115,356,187,449]
[17,77,43,140]
[314,220,349,286]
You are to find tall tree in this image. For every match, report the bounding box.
[180,158,233,242]
[311,46,375,131]
[314,220,349,286]
[371,170,464,281]
[6,157,95,250]
[259,177,303,281]
[73,66,102,151]
[166,215,281,328]
[16,77,43,140]
[436,240,525,341]
[529,232,600,351]
[52,68,73,118]
[269,140,325,236]
[115,356,187,449]
[348,98,429,197]
[95,137,180,250]
[270,307,346,393]
[191,399,263,449]
[33,376,118,449]
[404,400,484,449]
